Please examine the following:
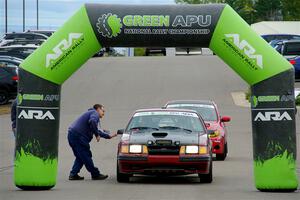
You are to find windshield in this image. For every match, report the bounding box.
[126,111,204,133]
[283,43,300,56]
[166,104,218,121]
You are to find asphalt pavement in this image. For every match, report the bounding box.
[0,56,299,200]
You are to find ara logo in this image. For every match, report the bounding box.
[46,33,83,68]
[96,13,122,38]
[254,111,292,121]
[18,110,55,120]
[225,34,263,69]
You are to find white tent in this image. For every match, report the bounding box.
[251,21,300,35]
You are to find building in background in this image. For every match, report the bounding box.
[251,21,300,35]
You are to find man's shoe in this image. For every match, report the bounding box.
[92,174,108,180]
[69,174,84,180]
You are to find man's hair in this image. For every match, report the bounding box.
[93,104,103,110]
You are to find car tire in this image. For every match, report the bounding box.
[0,89,9,105]
[216,143,227,161]
[199,160,213,183]
[117,163,130,183]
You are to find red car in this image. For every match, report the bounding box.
[116,108,213,183]
[165,100,231,160]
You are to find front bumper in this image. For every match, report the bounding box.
[118,154,211,175]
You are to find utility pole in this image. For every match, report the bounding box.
[37,0,39,30]
[5,0,7,33]
[23,0,25,32]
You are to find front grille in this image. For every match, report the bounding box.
[148,145,180,155]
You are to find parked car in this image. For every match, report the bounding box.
[145,47,166,56]
[0,56,22,104]
[0,32,48,46]
[0,45,39,59]
[261,34,300,43]
[25,30,54,37]
[1,39,45,47]
[117,108,213,183]
[165,100,231,160]
[175,47,202,56]
[274,40,300,79]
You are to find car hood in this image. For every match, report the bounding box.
[128,131,199,145]
[205,121,225,137]
[205,121,219,130]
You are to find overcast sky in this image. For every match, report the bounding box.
[0,0,175,35]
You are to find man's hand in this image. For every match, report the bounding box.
[96,135,100,142]
[109,132,117,138]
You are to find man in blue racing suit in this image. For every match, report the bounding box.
[68,104,117,180]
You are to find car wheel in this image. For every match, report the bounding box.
[0,89,9,105]
[216,143,227,161]
[117,162,130,183]
[199,160,213,183]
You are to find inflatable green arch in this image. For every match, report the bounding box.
[15,4,298,191]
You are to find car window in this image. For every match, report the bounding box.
[0,61,18,68]
[274,44,282,53]
[283,43,300,56]
[0,47,36,59]
[0,62,7,67]
[127,112,204,133]
[33,34,47,39]
[292,36,300,40]
[0,67,11,79]
[166,104,218,121]
[263,35,300,43]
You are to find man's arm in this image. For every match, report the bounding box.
[89,112,111,139]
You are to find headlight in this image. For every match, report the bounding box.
[185,145,199,154]
[129,145,142,153]
[180,145,208,155]
[199,146,208,154]
[209,130,220,138]
[120,145,129,154]
[121,144,148,154]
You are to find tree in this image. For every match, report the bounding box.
[225,0,256,24]
[254,0,282,21]
[281,0,300,20]
[175,0,300,23]
[175,0,256,24]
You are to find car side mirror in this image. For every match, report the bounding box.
[117,129,124,135]
[221,116,231,122]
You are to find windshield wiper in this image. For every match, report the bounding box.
[159,126,192,133]
[129,127,159,131]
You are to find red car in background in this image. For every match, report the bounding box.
[165,100,231,160]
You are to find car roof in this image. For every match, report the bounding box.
[26,30,54,32]
[0,44,39,48]
[0,55,22,61]
[25,30,54,36]
[5,32,48,37]
[2,39,45,46]
[165,100,215,106]
[134,108,200,115]
[0,55,23,62]
[261,34,300,36]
